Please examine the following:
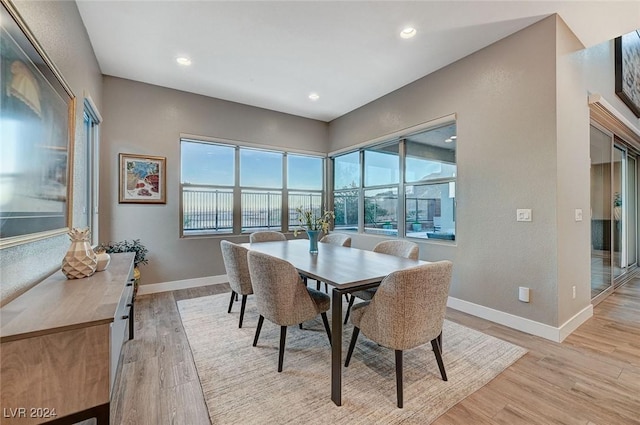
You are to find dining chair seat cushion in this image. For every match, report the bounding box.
[351,288,376,301]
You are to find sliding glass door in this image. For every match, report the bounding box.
[591,123,639,301]
[590,125,613,298]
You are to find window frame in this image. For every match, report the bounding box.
[180,137,325,238]
[329,116,457,243]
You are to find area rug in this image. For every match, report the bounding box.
[177,293,527,424]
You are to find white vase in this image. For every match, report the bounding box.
[95,252,111,272]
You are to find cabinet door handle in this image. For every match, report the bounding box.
[126,282,133,287]
[121,315,129,320]
[126,303,133,307]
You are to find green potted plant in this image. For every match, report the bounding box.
[408,211,421,232]
[96,239,148,294]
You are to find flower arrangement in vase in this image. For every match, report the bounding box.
[293,207,334,254]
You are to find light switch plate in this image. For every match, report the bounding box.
[575,209,583,221]
[516,209,532,222]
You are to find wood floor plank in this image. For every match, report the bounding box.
[110,274,640,424]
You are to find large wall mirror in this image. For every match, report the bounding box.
[0,0,75,248]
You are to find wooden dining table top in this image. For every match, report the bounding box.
[240,239,428,290]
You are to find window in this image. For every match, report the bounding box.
[333,151,360,230]
[288,154,323,226]
[180,138,324,236]
[83,99,101,246]
[364,143,399,234]
[404,123,457,240]
[182,142,235,234]
[331,120,457,241]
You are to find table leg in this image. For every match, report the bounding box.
[331,288,342,406]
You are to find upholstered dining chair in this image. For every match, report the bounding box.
[343,239,419,324]
[220,240,253,328]
[249,231,286,243]
[247,250,332,372]
[314,233,352,293]
[345,260,453,408]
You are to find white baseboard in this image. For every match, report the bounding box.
[138,276,593,341]
[137,274,228,296]
[447,296,593,342]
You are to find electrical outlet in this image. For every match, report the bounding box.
[575,209,583,222]
[516,209,532,222]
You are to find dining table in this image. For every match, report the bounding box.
[241,238,428,406]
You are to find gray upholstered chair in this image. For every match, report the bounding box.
[247,250,332,372]
[249,231,286,243]
[345,260,453,408]
[314,233,352,293]
[344,239,419,324]
[220,240,253,328]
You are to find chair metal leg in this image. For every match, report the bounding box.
[324,282,328,293]
[227,291,236,313]
[343,295,356,325]
[316,280,321,291]
[320,312,332,345]
[278,326,287,372]
[345,326,360,367]
[253,315,264,347]
[236,292,239,301]
[299,323,303,329]
[395,350,403,408]
[431,337,447,381]
[437,331,443,352]
[239,295,248,328]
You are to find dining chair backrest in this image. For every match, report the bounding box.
[359,260,453,350]
[320,233,351,247]
[247,250,319,326]
[373,240,419,260]
[249,231,286,243]
[220,240,253,296]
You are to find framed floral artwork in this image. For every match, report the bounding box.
[119,153,166,204]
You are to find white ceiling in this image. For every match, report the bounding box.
[76,1,640,122]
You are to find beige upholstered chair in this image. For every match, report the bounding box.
[247,250,332,372]
[249,231,286,243]
[345,260,453,408]
[220,240,253,328]
[314,233,352,292]
[320,233,351,247]
[344,240,419,324]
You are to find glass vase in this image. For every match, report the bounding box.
[307,230,319,254]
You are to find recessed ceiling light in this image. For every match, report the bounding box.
[445,138,453,143]
[176,56,192,66]
[451,136,457,140]
[308,92,320,101]
[400,27,417,39]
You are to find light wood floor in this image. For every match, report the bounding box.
[110,274,640,424]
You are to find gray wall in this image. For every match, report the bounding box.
[1,0,103,306]
[329,17,562,326]
[100,76,328,285]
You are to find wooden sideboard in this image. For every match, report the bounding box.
[1,253,135,425]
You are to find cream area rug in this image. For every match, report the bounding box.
[177,293,527,424]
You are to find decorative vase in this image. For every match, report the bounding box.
[62,228,97,279]
[307,230,319,254]
[95,252,111,272]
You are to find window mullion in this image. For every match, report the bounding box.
[233,146,242,234]
[398,139,406,238]
[282,153,288,233]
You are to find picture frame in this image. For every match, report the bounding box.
[615,30,640,118]
[119,153,167,204]
[0,0,76,248]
